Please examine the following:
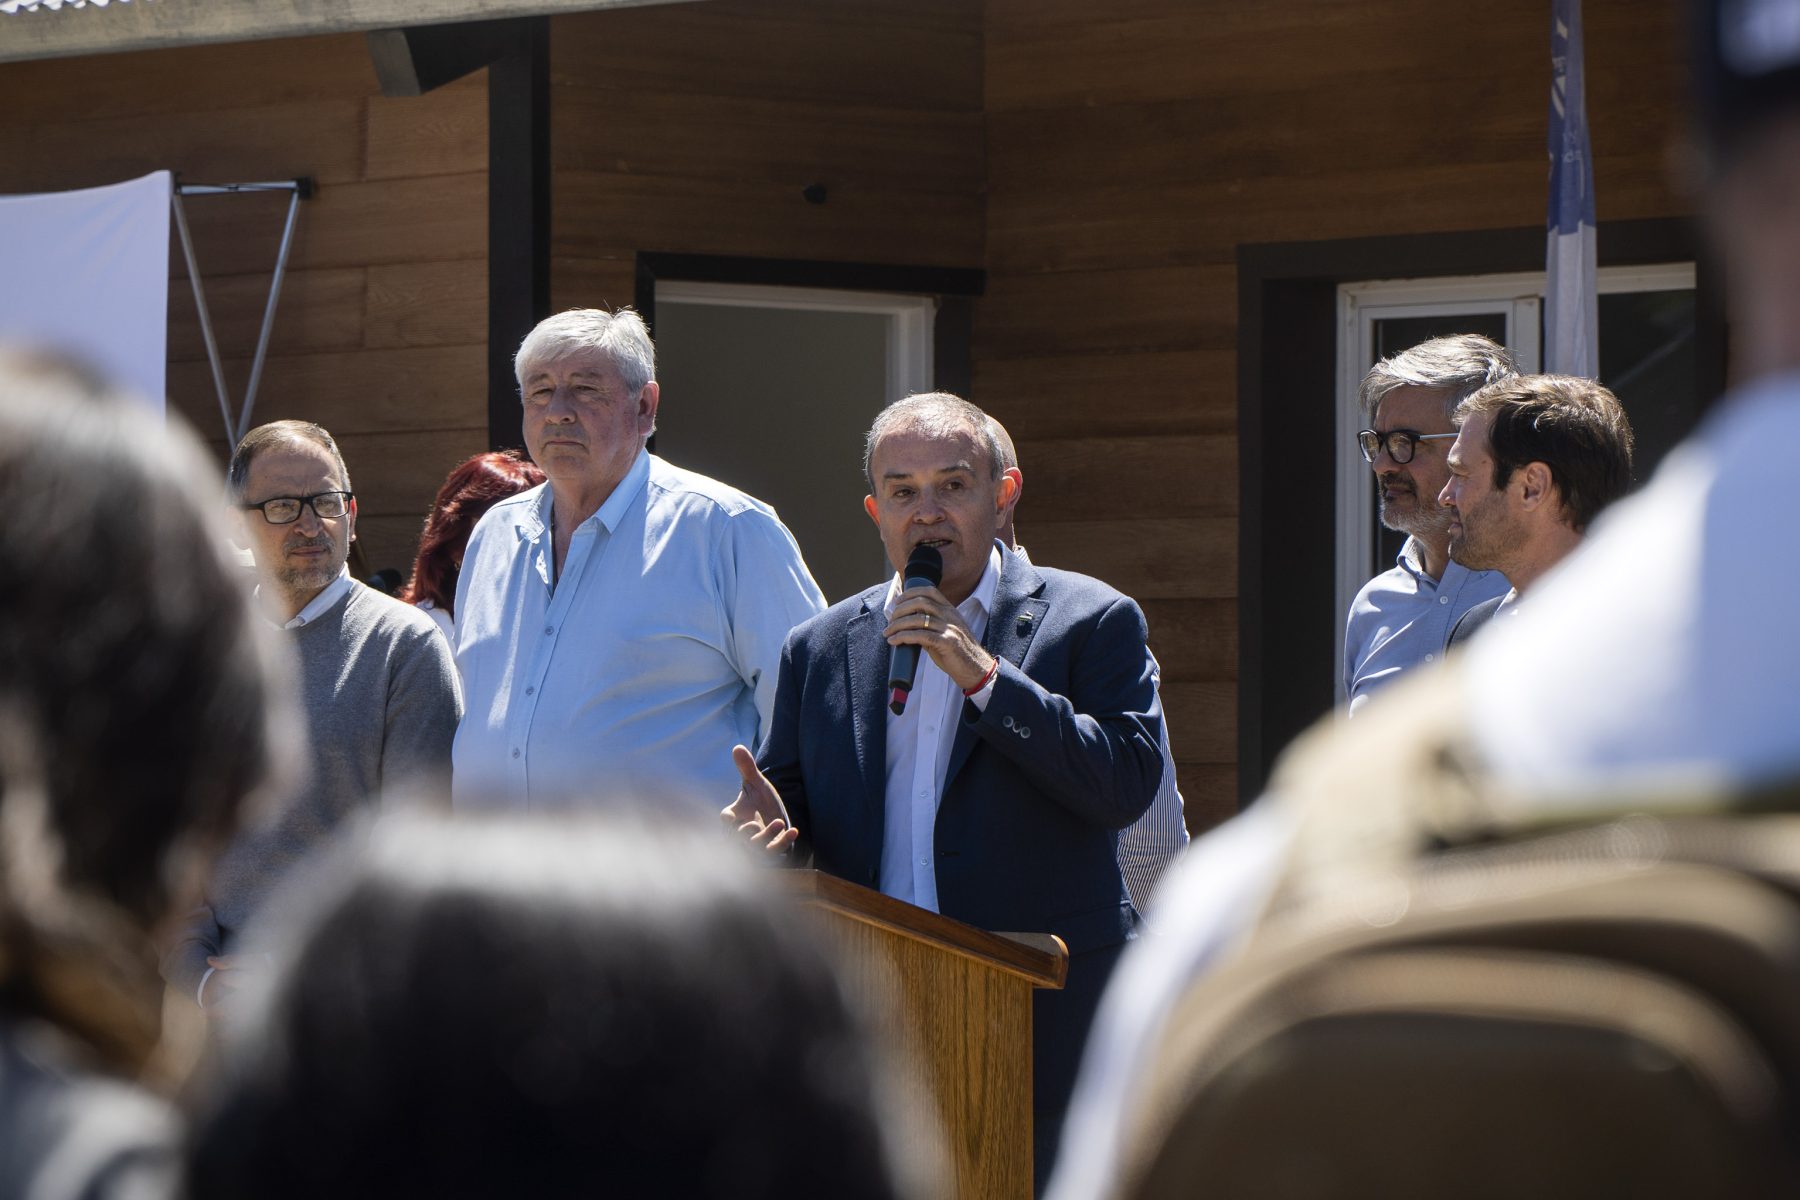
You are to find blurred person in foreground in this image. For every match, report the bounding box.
[1048,4,1800,1193]
[452,308,825,816]
[1440,373,1635,645]
[400,449,545,642]
[0,349,285,1199]
[162,421,461,1020]
[183,813,940,1200]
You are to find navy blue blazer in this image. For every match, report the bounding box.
[757,546,1164,955]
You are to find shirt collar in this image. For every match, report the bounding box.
[884,542,1003,621]
[526,449,652,542]
[261,566,352,630]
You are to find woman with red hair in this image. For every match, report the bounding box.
[402,451,545,641]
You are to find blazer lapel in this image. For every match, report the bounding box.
[845,591,891,826]
[943,547,1048,786]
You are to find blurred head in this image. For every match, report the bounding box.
[401,451,545,614]
[1358,335,1519,543]
[863,394,1017,606]
[515,309,661,508]
[185,814,937,1200]
[228,421,357,617]
[0,348,285,1066]
[1695,0,1800,377]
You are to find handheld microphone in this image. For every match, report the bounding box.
[887,543,943,715]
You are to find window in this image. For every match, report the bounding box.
[1333,264,1696,666]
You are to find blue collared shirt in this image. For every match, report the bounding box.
[1342,537,1509,715]
[450,451,825,817]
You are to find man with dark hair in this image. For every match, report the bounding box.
[1441,374,1635,643]
[725,391,1163,1184]
[164,419,462,1018]
[1344,334,1516,712]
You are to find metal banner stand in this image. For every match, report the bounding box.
[170,177,312,445]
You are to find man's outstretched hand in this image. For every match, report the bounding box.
[722,744,799,856]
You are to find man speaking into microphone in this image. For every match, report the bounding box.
[724,392,1163,1181]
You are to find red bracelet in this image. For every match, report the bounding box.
[963,660,999,697]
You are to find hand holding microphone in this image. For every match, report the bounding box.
[884,544,997,713]
[886,544,942,715]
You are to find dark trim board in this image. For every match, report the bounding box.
[1234,218,1722,804]
[633,253,986,400]
[485,18,550,452]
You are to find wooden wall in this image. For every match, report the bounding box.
[547,0,984,308]
[0,34,489,574]
[978,0,1692,832]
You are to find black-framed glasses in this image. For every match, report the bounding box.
[1356,428,1456,465]
[241,491,354,525]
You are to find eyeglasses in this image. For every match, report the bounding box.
[1356,429,1456,465]
[241,491,354,525]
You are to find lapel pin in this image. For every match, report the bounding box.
[1016,614,1034,635]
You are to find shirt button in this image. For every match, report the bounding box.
[543,626,554,636]
[1439,596,1450,605]
[511,748,521,758]
[1424,654,1435,663]
[525,686,535,696]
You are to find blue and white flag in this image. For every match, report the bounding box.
[1547,0,1598,377]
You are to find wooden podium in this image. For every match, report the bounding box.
[779,870,1068,1200]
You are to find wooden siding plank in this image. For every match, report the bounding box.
[550,257,640,314]
[552,169,983,269]
[973,267,1236,360]
[1019,517,1235,601]
[0,34,379,120]
[1141,598,1238,683]
[973,350,1236,440]
[168,267,368,364]
[336,428,491,515]
[552,85,984,193]
[986,1,1551,114]
[1158,681,1236,764]
[551,4,980,112]
[167,345,487,439]
[1174,763,1240,836]
[985,159,1684,276]
[366,260,488,350]
[0,100,366,196]
[1008,435,1236,523]
[365,72,489,182]
[172,174,488,277]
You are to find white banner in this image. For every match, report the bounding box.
[0,170,171,412]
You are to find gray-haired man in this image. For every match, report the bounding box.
[1342,334,1515,714]
[452,308,825,815]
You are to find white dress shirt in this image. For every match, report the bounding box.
[879,544,1001,911]
[259,567,353,631]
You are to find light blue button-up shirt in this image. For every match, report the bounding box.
[451,451,825,817]
[1342,536,1508,715]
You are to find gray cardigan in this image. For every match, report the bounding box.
[163,583,461,999]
